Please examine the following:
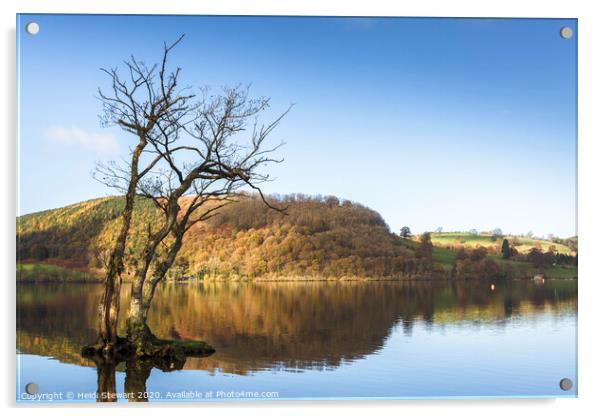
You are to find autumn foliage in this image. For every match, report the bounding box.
[17,194,430,279]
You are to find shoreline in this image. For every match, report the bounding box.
[16,275,578,284]
[16,261,577,283]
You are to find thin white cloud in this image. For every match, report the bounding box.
[44,126,119,154]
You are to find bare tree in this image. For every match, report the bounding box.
[92,35,196,353]
[95,38,290,357]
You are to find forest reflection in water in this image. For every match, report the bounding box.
[17,280,577,401]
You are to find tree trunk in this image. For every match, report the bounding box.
[125,238,169,353]
[97,272,121,348]
[126,295,154,354]
[97,139,146,350]
[126,233,184,355]
[97,188,135,348]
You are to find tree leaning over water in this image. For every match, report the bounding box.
[92,36,290,357]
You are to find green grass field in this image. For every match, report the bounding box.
[401,237,472,270]
[17,263,100,283]
[537,264,578,279]
[432,246,457,270]
[430,232,574,255]
[401,234,577,279]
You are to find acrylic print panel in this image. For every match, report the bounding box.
[16,14,577,403]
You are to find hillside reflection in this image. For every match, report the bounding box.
[17,281,577,375]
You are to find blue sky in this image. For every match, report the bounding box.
[17,15,577,237]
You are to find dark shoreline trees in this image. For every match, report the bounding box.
[400,226,411,239]
[501,238,511,259]
[415,232,433,261]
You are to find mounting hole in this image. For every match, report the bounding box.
[560,26,573,39]
[25,22,40,35]
[25,382,39,395]
[559,378,573,391]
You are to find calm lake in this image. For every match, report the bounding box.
[17,280,577,402]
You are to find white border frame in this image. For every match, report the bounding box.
[2,1,601,415]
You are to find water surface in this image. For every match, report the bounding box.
[17,280,577,401]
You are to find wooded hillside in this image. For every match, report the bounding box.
[17,195,577,280]
[17,195,432,279]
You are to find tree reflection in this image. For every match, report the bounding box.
[89,353,190,402]
[89,354,118,402]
